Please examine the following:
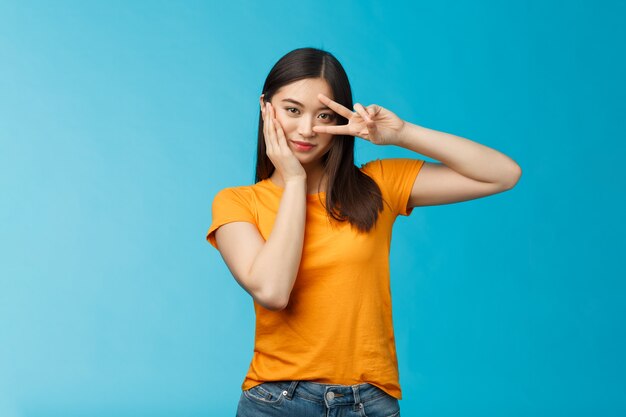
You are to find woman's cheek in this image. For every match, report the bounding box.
[273,112,287,126]
[278,116,294,132]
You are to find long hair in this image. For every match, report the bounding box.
[256,47,383,233]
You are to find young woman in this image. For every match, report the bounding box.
[206,47,521,417]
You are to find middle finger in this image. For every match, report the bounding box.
[353,103,371,122]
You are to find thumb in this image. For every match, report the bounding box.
[366,118,379,139]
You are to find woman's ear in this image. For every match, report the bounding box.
[259,94,265,113]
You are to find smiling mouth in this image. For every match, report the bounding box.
[290,140,316,151]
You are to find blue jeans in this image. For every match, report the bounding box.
[236,380,401,417]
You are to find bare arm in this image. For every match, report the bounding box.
[214,99,307,311]
[215,178,306,311]
[313,93,522,208]
[399,122,522,207]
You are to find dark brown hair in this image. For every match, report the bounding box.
[256,47,383,233]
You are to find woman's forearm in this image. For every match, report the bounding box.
[248,178,306,309]
[395,122,521,187]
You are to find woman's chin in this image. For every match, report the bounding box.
[297,156,321,169]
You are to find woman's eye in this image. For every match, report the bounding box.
[284,108,334,122]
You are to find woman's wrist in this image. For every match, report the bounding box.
[283,175,307,186]
[392,120,416,148]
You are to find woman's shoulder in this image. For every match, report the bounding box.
[212,180,274,205]
[212,183,255,205]
[359,157,424,176]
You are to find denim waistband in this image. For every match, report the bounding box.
[272,380,390,406]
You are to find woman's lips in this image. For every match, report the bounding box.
[290,140,316,151]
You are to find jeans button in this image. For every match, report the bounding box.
[326,391,335,401]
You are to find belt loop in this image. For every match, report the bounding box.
[285,380,299,400]
[352,383,362,405]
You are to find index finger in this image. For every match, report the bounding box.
[317,93,354,120]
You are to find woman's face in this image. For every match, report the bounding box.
[260,77,339,170]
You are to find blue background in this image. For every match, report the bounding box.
[1,0,624,415]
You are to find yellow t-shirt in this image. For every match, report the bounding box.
[206,158,425,400]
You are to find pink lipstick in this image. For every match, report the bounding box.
[291,140,315,152]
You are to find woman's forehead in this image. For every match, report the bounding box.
[274,78,334,104]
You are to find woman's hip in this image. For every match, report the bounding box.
[236,380,400,417]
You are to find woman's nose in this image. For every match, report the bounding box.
[298,116,316,138]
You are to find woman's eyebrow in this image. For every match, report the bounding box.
[281,98,332,111]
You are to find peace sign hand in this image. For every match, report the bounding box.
[312,93,406,146]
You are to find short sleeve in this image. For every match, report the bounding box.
[361,158,425,217]
[206,187,257,249]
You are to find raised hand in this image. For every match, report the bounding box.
[261,101,307,182]
[312,93,406,146]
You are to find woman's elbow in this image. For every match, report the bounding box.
[501,162,522,190]
[256,296,289,311]
[255,287,290,311]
